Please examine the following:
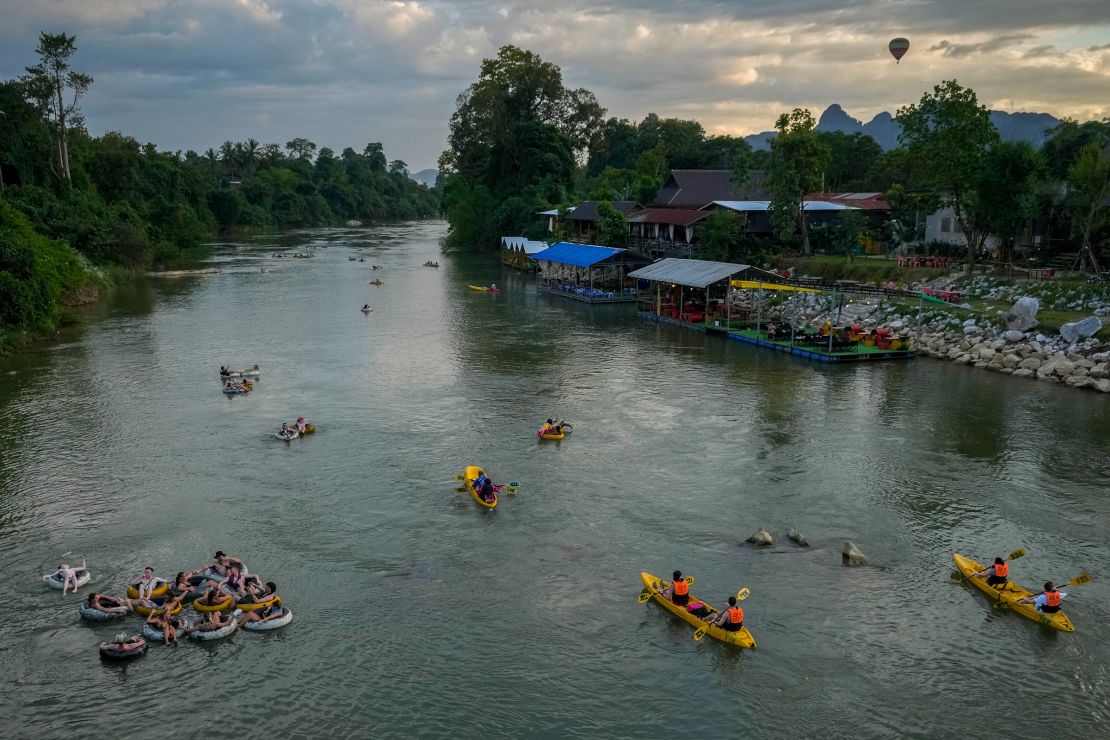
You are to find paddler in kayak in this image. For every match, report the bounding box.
[705,596,745,632]
[472,472,497,504]
[1017,582,1067,613]
[972,557,1009,587]
[654,570,690,606]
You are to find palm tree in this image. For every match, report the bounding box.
[244,138,261,173]
[204,148,218,178]
[219,141,236,178]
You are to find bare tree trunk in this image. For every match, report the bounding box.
[54,68,70,183]
[800,200,811,255]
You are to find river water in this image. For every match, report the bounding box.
[2,221,1108,738]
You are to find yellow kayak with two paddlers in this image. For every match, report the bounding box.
[952,553,1076,632]
[639,571,756,649]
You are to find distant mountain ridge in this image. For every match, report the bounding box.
[745,104,1063,151]
[409,168,438,187]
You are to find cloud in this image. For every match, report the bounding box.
[929,34,1035,57]
[0,1,1108,169]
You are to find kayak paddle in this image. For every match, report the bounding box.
[1054,573,1092,588]
[637,576,696,603]
[953,548,1026,585]
[693,588,750,640]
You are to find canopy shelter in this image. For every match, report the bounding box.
[628,258,774,326]
[500,236,548,270]
[531,242,650,303]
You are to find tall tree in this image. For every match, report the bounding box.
[973,141,1044,262]
[285,137,317,161]
[20,32,92,184]
[696,209,747,261]
[440,45,604,251]
[1066,141,1110,272]
[896,80,999,267]
[767,109,830,254]
[595,201,629,248]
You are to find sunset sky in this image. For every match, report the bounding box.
[2,0,1108,170]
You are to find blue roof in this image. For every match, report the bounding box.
[530,242,624,268]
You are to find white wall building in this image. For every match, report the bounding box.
[924,206,1000,250]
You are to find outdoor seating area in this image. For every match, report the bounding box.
[919,287,963,303]
[541,283,638,302]
[897,255,955,268]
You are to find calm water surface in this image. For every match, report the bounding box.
[2,221,1109,738]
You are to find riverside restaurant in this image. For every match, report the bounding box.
[531,242,651,304]
[627,257,915,362]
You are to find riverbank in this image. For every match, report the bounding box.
[759,261,1110,393]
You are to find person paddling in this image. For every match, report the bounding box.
[1018,582,1067,613]
[706,596,745,632]
[655,570,690,606]
[974,557,1009,588]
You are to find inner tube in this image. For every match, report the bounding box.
[133,596,183,617]
[242,608,293,632]
[189,617,238,641]
[127,582,169,600]
[274,430,299,441]
[169,585,201,602]
[538,431,565,441]
[45,569,91,590]
[99,640,147,660]
[235,594,280,612]
[79,601,127,621]
[194,594,233,612]
[142,623,184,642]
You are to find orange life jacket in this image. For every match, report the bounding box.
[993,563,1008,578]
[1044,590,1061,607]
[727,606,744,624]
[673,579,689,596]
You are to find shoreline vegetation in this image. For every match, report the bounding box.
[0,32,438,354]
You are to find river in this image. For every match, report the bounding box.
[2,220,1108,738]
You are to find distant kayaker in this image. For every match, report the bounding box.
[973,557,1009,587]
[1018,582,1067,613]
[705,596,745,632]
[656,571,690,606]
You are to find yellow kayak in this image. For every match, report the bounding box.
[464,465,497,509]
[639,571,756,649]
[537,429,565,440]
[467,284,500,293]
[952,553,1075,632]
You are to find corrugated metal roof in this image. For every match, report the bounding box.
[627,258,751,288]
[711,200,857,212]
[627,208,709,227]
[502,236,549,254]
[530,242,626,268]
[536,207,576,216]
[566,201,641,222]
[804,192,889,210]
[652,170,769,207]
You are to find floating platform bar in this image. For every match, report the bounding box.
[725,328,914,363]
[541,285,638,304]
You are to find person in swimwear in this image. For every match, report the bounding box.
[134,567,167,599]
[43,556,87,594]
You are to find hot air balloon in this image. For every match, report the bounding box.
[889,38,910,63]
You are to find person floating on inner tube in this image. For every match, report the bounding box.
[146,604,182,645]
[295,416,308,432]
[656,571,690,606]
[86,592,133,615]
[43,556,86,594]
[134,567,167,600]
[196,584,228,608]
[219,365,230,377]
[239,598,286,626]
[102,632,144,653]
[239,580,277,604]
[187,609,236,636]
[705,596,745,632]
[973,557,1009,588]
[1018,582,1067,613]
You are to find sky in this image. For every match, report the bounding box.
[2,0,1108,171]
